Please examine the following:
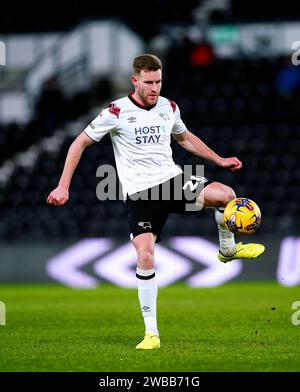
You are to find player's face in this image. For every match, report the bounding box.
[131,70,162,107]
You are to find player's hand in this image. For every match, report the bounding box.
[47,185,69,206]
[218,157,242,172]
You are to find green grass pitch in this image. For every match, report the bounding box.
[0,282,299,372]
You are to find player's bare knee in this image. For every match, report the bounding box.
[222,187,236,206]
[137,249,154,269]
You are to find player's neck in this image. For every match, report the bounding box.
[130,92,155,109]
[131,92,147,107]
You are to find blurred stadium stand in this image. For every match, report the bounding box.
[0,2,299,244]
[1,55,298,241]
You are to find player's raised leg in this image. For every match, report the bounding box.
[132,233,160,349]
[196,182,265,262]
[199,182,238,256]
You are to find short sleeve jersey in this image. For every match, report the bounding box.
[84,94,186,198]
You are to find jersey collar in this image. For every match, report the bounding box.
[128,92,156,111]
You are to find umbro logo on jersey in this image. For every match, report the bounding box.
[127,117,136,123]
[89,123,95,129]
[159,112,170,121]
[138,221,152,229]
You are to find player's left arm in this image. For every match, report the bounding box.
[173,129,242,172]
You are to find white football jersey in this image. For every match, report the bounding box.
[84,94,186,198]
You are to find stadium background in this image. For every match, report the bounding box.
[1,0,299,288]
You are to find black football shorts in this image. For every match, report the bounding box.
[125,172,213,243]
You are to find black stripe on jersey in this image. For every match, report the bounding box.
[128,93,156,111]
[136,272,156,280]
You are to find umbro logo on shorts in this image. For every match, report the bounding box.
[138,221,152,229]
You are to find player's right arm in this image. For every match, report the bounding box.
[47,131,95,206]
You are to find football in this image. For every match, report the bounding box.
[224,197,261,235]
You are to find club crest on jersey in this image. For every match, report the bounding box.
[159,112,170,121]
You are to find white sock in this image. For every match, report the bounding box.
[214,208,236,256]
[136,267,158,336]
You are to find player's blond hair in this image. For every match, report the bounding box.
[133,54,162,74]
